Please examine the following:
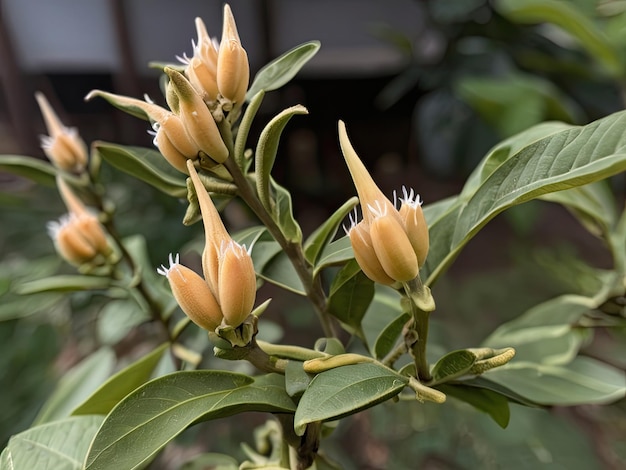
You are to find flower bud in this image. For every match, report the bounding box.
[48,213,111,267]
[217,4,249,107]
[166,67,229,163]
[217,240,256,326]
[370,212,419,282]
[157,253,223,331]
[348,220,395,286]
[398,187,429,267]
[36,92,88,173]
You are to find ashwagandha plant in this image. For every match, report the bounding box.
[1,4,625,469]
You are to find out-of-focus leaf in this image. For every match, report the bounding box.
[72,343,170,416]
[485,356,626,405]
[96,298,150,345]
[247,41,320,99]
[294,363,408,436]
[180,453,239,470]
[16,275,113,294]
[436,383,510,428]
[33,348,116,425]
[94,142,187,197]
[496,0,622,76]
[84,372,295,470]
[1,415,104,470]
[0,155,57,187]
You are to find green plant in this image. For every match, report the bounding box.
[1,4,625,470]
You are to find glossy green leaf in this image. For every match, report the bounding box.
[1,415,104,470]
[304,196,359,265]
[373,311,411,360]
[0,154,57,186]
[484,356,626,405]
[327,260,375,336]
[496,0,622,76]
[72,343,170,416]
[361,285,404,351]
[423,110,626,286]
[285,360,312,398]
[431,349,478,384]
[247,41,320,99]
[16,275,113,294]
[436,383,511,428]
[294,363,408,435]
[271,178,303,243]
[94,142,187,197]
[34,348,116,425]
[255,106,308,211]
[84,372,295,470]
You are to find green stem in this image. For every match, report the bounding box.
[403,276,435,382]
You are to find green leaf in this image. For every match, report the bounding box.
[180,453,239,470]
[1,415,104,470]
[271,178,303,243]
[0,154,57,186]
[485,356,626,405]
[16,275,113,294]
[373,311,411,360]
[496,0,622,76]
[84,372,295,470]
[313,236,354,277]
[96,298,150,345]
[247,41,321,99]
[260,250,305,294]
[255,106,308,213]
[304,197,359,266]
[424,110,626,286]
[34,348,116,425]
[94,142,187,197]
[361,285,404,351]
[285,360,312,398]
[294,362,408,436]
[327,260,375,336]
[431,349,478,384]
[72,343,170,416]
[436,383,510,428]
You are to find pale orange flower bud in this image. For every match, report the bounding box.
[338,121,429,284]
[166,67,229,164]
[157,254,223,331]
[217,4,249,107]
[187,160,257,327]
[48,213,111,267]
[36,92,88,173]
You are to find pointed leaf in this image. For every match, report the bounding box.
[294,362,408,435]
[72,343,170,416]
[424,110,626,286]
[304,197,359,265]
[260,250,306,295]
[361,285,404,351]
[436,383,510,428]
[34,348,116,425]
[313,236,354,277]
[327,260,375,335]
[255,107,308,213]
[272,178,303,243]
[247,41,320,99]
[373,311,411,360]
[94,142,187,197]
[430,349,478,384]
[485,356,626,405]
[1,416,104,470]
[0,154,57,187]
[84,372,295,470]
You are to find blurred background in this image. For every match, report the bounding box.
[1,0,625,468]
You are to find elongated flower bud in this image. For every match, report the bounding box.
[218,240,256,326]
[48,213,111,266]
[217,4,249,107]
[36,92,88,173]
[166,67,229,164]
[398,187,429,267]
[157,254,223,331]
[348,220,395,286]
[370,212,418,282]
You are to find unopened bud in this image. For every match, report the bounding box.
[370,212,419,282]
[36,92,88,173]
[166,67,229,163]
[157,254,223,331]
[348,220,395,286]
[48,213,111,267]
[217,241,256,327]
[217,4,249,106]
[398,187,429,267]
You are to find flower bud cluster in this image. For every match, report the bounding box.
[178,5,249,114]
[157,160,256,331]
[36,92,88,173]
[339,121,429,285]
[48,178,113,267]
